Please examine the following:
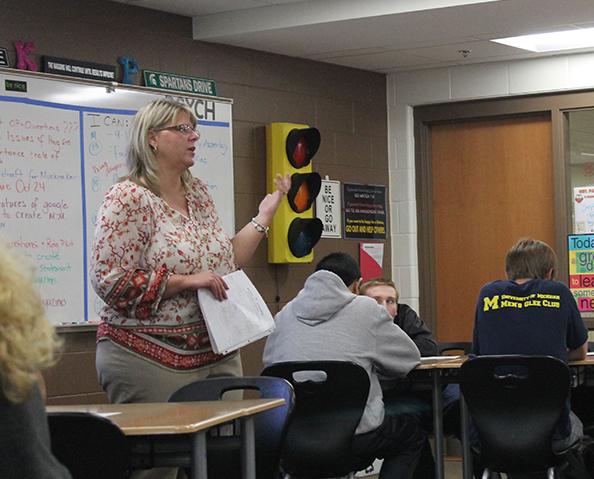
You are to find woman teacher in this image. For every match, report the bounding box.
[92,99,289,405]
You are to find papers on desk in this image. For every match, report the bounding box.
[96,412,121,418]
[198,270,275,355]
[420,355,461,363]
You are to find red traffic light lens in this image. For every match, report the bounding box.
[293,138,307,168]
[288,173,321,213]
[288,218,323,258]
[286,128,320,169]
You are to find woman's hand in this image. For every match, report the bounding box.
[189,271,229,300]
[231,174,291,267]
[257,173,291,219]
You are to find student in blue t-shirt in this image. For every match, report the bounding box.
[472,237,589,478]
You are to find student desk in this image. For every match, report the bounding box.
[47,398,285,479]
[414,355,594,479]
[413,356,469,479]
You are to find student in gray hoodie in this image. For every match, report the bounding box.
[263,252,425,479]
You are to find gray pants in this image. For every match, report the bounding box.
[552,410,583,453]
[96,340,243,403]
[96,340,243,479]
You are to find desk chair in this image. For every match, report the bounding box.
[262,360,371,478]
[460,355,576,479]
[48,411,131,479]
[169,376,294,479]
[438,341,472,356]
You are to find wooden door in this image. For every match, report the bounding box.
[430,115,554,341]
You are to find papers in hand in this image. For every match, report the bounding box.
[198,270,275,355]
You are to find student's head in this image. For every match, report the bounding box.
[505,238,557,281]
[127,99,196,195]
[360,278,399,318]
[315,252,361,291]
[0,242,61,403]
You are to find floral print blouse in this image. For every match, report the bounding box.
[91,178,236,370]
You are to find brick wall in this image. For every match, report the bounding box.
[3,0,390,403]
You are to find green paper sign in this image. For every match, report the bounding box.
[5,79,27,92]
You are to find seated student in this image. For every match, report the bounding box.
[0,242,72,479]
[263,252,426,479]
[361,278,456,479]
[472,238,589,478]
[360,278,459,412]
[360,278,437,356]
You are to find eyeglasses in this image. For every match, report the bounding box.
[153,123,200,138]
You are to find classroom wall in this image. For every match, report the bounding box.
[387,52,594,316]
[1,0,390,403]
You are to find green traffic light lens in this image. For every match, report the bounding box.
[288,218,323,258]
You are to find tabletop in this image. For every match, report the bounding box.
[414,354,594,370]
[47,398,285,436]
[415,356,467,370]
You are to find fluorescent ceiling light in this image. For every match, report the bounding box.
[492,28,594,52]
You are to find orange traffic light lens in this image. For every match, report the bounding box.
[293,182,309,212]
[288,173,321,213]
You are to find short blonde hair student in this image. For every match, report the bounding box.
[359,277,399,301]
[0,242,61,403]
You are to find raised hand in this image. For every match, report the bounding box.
[258,173,291,219]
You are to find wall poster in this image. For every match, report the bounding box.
[343,183,387,240]
[568,234,594,313]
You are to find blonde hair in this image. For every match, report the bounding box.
[126,98,197,196]
[505,238,557,281]
[0,243,61,403]
[359,277,399,302]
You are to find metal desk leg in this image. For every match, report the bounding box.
[460,392,473,479]
[240,416,256,479]
[432,370,445,479]
[192,431,208,479]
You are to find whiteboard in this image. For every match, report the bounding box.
[0,68,234,325]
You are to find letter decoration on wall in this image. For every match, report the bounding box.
[118,56,139,85]
[14,40,38,71]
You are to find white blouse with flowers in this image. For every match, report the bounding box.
[91,178,236,370]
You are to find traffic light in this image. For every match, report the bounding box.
[266,122,323,263]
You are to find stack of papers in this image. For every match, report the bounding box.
[198,270,275,355]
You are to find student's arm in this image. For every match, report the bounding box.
[396,304,438,356]
[374,307,421,377]
[568,340,587,361]
[565,286,588,361]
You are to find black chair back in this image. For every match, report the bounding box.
[460,355,570,474]
[48,412,131,479]
[262,360,371,478]
[169,376,294,479]
[438,341,472,355]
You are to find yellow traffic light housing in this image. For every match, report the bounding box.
[266,122,323,263]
